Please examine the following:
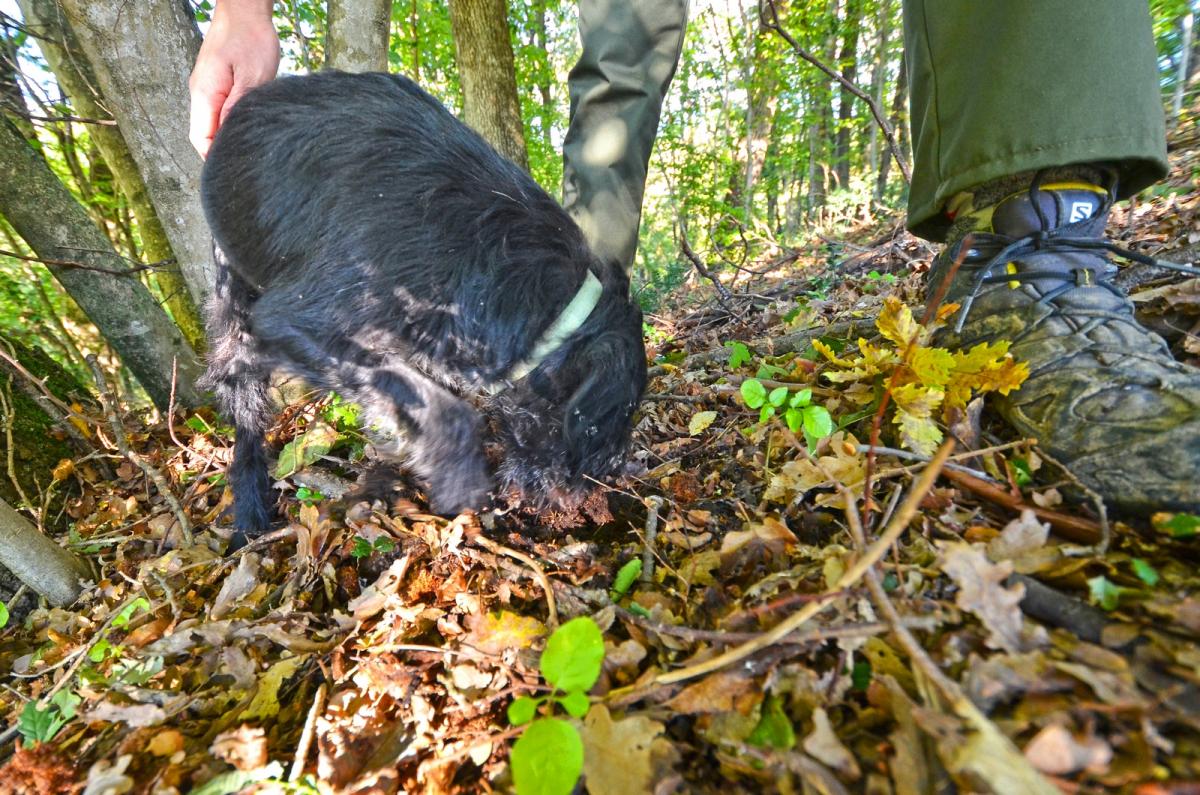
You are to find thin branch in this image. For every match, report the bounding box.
[0,248,175,277]
[86,355,192,544]
[761,0,911,185]
[678,220,735,308]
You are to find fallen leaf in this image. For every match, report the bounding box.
[210,553,260,620]
[987,509,1050,562]
[665,672,754,714]
[242,656,307,720]
[688,410,717,436]
[211,725,268,771]
[466,611,546,655]
[86,701,167,729]
[802,707,861,780]
[147,729,184,757]
[941,543,1046,653]
[1023,724,1112,775]
[580,704,669,795]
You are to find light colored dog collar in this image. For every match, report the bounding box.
[505,270,603,383]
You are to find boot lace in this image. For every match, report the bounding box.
[949,173,1200,334]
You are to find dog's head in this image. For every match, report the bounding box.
[487,288,646,507]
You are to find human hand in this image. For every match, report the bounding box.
[188,0,280,158]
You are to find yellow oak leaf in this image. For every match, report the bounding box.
[877,296,923,348]
[891,383,944,455]
[909,346,955,387]
[813,338,854,368]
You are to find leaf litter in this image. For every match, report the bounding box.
[2,118,1200,795]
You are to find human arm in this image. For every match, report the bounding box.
[188,0,280,157]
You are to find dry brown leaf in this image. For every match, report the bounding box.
[210,553,260,620]
[580,704,669,795]
[211,725,268,771]
[941,543,1046,653]
[986,509,1050,562]
[86,701,167,728]
[1023,725,1112,775]
[464,610,545,654]
[665,671,755,714]
[802,707,861,780]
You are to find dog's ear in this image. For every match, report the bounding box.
[562,328,647,477]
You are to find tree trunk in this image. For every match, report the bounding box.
[875,51,906,202]
[0,497,89,606]
[56,0,213,308]
[447,0,529,170]
[327,0,393,72]
[742,4,782,222]
[833,0,861,189]
[1173,10,1194,120]
[19,0,206,354]
[0,116,203,410]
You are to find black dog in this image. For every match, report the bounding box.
[199,71,646,540]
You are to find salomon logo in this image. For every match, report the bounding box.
[1068,201,1094,223]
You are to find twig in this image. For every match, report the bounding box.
[646,318,873,379]
[1033,447,1110,552]
[761,0,910,185]
[637,439,955,688]
[841,491,1058,795]
[641,496,663,585]
[86,356,192,544]
[289,682,326,782]
[678,220,734,308]
[0,378,34,515]
[0,248,175,277]
[939,467,1101,545]
[472,533,558,629]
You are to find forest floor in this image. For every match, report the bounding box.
[1,119,1199,794]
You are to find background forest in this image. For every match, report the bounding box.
[0,1,1198,793]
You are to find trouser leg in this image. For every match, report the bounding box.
[903,0,1168,242]
[562,0,688,272]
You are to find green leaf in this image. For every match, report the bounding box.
[1155,512,1200,539]
[1011,458,1034,487]
[112,655,164,686]
[755,363,788,380]
[850,659,872,690]
[557,691,590,719]
[511,718,584,795]
[788,388,812,408]
[295,487,325,505]
[688,410,717,436]
[373,537,396,554]
[784,407,803,434]
[1131,558,1160,587]
[802,405,834,441]
[740,379,767,409]
[725,341,751,369]
[0,600,8,630]
[1087,575,1125,611]
[758,405,774,424]
[275,421,340,478]
[89,638,115,663]
[610,559,642,601]
[540,617,604,694]
[190,762,285,795]
[18,701,66,745]
[350,538,373,559]
[508,696,540,726]
[111,597,150,629]
[747,694,796,750]
[627,603,651,618]
[767,386,789,407]
[50,690,80,720]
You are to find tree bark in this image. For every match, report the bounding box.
[874,50,906,202]
[447,0,529,170]
[56,0,213,308]
[0,117,203,410]
[0,496,89,606]
[18,0,206,354]
[327,0,393,72]
[1173,9,1194,120]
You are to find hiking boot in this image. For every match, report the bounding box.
[927,170,1200,515]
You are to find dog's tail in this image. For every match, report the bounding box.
[198,245,273,544]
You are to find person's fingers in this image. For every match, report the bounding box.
[219,85,251,126]
[189,76,230,158]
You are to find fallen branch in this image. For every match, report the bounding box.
[633,438,955,688]
[940,467,1101,545]
[678,220,734,308]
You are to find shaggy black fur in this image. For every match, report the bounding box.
[199,71,646,541]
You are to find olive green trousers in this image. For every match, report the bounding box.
[562,0,1168,264]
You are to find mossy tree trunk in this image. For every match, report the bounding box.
[18,0,207,354]
[56,0,213,308]
[0,116,203,410]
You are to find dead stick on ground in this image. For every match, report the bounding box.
[86,356,192,544]
[289,682,326,782]
[641,438,956,687]
[940,467,1101,545]
[641,495,663,585]
[472,533,558,629]
[678,220,734,308]
[840,492,1058,794]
